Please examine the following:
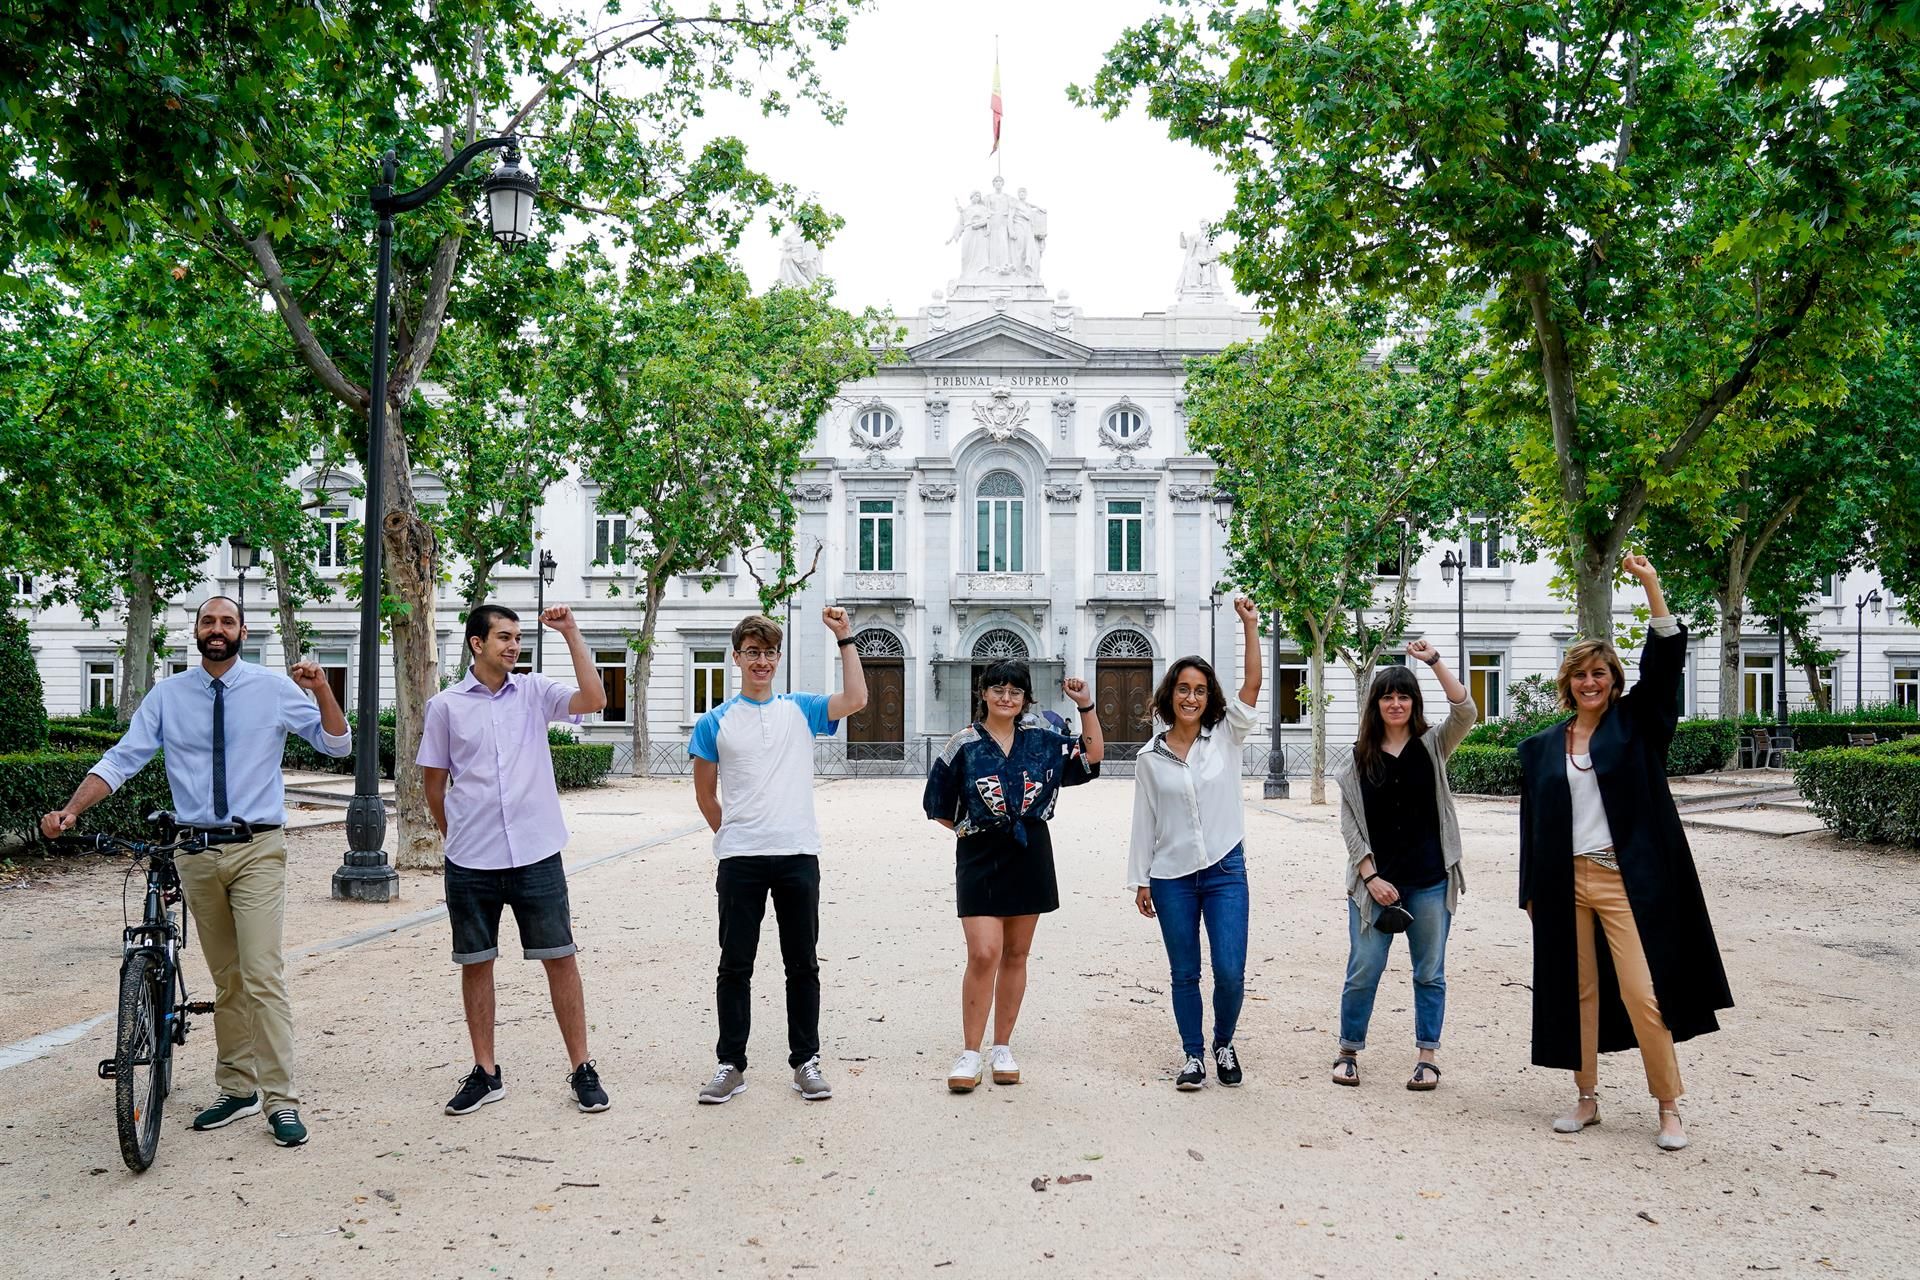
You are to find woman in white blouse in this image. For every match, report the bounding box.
[1127,596,1262,1090]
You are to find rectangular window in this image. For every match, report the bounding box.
[1674,648,1689,718]
[5,572,30,600]
[87,661,116,713]
[976,496,1024,572]
[693,648,727,715]
[317,649,349,710]
[1743,653,1778,717]
[1106,500,1143,573]
[1469,516,1504,569]
[1468,651,1504,722]
[1275,658,1307,726]
[1818,573,1838,602]
[858,500,895,572]
[594,516,628,566]
[595,648,628,724]
[316,507,349,570]
[1894,666,1919,712]
[1375,523,1407,577]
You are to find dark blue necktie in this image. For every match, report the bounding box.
[210,676,228,820]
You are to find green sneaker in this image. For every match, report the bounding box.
[191,1093,261,1130]
[267,1108,309,1147]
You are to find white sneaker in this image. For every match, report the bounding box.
[947,1049,985,1093]
[989,1044,1021,1085]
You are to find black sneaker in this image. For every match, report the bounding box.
[445,1064,504,1116]
[267,1108,309,1147]
[1214,1043,1244,1087]
[569,1060,610,1113]
[191,1092,261,1130]
[1176,1055,1206,1091]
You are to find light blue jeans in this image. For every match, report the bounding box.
[1338,880,1450,1052]
[1149,845,1249,1059]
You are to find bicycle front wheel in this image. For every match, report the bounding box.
[114,950,169,1172]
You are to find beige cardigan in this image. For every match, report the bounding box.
[1332,695,1479,934]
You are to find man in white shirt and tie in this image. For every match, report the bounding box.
[41,595,351,1148]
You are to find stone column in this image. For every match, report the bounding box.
[791,477,835,696]
[918,473,957,735]
[1168,481,1212,661]
[1045,474,1084,675]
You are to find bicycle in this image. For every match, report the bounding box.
[49,812,254,1173]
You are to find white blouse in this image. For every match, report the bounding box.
[1126,697,1258,888]
[1565,614,1681,863]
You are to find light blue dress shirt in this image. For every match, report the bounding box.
[89,661,353,827]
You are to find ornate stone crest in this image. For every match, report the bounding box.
[1098,398,1153,468]
[918,482,957,504]
[792,481,834,503]
[848,400,903,468]
[970,386,1031,442]
[1044,482,1083,505]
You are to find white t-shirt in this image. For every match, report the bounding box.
[689,692,839,860]
[1125,697,1258,887]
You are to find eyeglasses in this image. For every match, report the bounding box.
[738,648,782,661]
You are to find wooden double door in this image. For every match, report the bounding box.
[1096,660,1154,760]
[846,659,905,760]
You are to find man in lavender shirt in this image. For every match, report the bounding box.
[418,603,610,1117]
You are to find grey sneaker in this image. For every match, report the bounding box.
[791,1056,832,1101]
[191,1093,261,1130]
[698,1062,746,1105]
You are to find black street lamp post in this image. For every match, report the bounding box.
[1776,615,1790,730]
[228,535,257,609]
[534,548,557,671]
[332,137,537,904]
[1264,609,1290,799]
[1439,548,1467,669]
[1855,589,1882,710]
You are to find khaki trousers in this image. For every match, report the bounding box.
[1573,856,1683,1100]
[175,828,298,1110]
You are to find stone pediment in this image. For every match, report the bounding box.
[909,316,1092,368]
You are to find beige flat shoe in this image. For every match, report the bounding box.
[1552,1092,1601,1133]
[1655,1106,1688,1151]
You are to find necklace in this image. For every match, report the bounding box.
[1565,726,1595,772]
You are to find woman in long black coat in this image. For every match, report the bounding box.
[1518,554,1732,1151]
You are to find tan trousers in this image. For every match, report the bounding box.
[175,828,298,1110]
[1573,856,1682,1099]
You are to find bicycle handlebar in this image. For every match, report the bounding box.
[46,816,254,856]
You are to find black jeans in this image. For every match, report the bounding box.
[715,854,821,1071]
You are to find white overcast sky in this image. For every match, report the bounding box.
[666,0,1251,318]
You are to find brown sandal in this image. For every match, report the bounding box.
[1406,1061,1441,1091]
[1331,1054,1359,1086]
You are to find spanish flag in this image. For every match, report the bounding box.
[989,57,1003,155]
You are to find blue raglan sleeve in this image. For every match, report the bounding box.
[689,705,724,763]
[793,691,839,737]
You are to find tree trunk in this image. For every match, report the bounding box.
[379,408,444,871]
[1307,622,1328,806]
[1716,535,1751,723]
[117,565,159,719]
[1573,540,1615,641]
[628,572,667,778]
[271,541,306,672]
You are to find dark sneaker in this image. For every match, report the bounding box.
[1176,1055,1206,1091]
[1214,1043,1244,1087]
[791,1056,832,1101]
[569,1060,610,1113]
[267,1108,309,1147]
[698,1063,746,1104]
[445,1064,505,1115]
[191,1093,261,1130]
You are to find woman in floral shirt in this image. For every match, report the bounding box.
[924,659,1104,1092]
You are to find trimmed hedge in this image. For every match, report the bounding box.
[1769,722,1920,751]
[1794,738,1920,846]
[1447,744,1526,795]
[1668,719,1743,775]
[0,750,174,843]
[47,724,126,753]
[552,743,615,789]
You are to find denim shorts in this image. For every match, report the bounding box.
[444,852,576,964]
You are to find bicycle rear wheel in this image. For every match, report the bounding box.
[114,950,168,1172]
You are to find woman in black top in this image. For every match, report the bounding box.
[1331,640,1478,1089]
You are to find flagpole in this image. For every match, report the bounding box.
[995,36,1003,178]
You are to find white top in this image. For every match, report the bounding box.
[1125,697,1258,887]
[689,692,839,860]
[1566,753,1613,854]
[1565,614,1680,856]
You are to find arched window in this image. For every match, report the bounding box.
[972,628,1030,659]
[1096,629,1153,659]
[853,628,906,658]
[975,471,1025,572]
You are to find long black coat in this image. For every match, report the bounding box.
[1517,624,1733,1071]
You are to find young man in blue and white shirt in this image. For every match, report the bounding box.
[690,607,866,1105]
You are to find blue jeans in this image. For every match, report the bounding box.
[1338,879,1450,1051]
[1149,845,1249,1058]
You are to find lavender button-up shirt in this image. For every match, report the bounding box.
[417,671,582,870]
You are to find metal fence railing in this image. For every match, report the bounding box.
[598,736,1316,780]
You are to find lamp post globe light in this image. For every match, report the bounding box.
[1855,589,1883,710]
[227,535,257,609]
[535,548,558,672]
[332,137,536,904]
